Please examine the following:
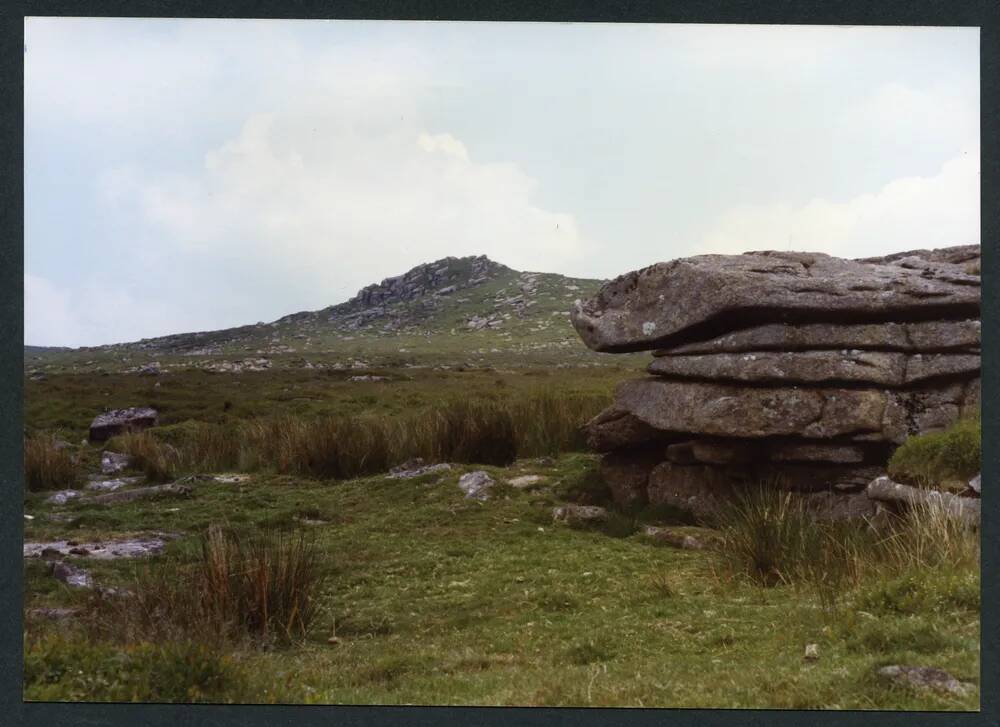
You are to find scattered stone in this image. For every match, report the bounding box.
[50,561,93,588]
[553,504,609,527]
[24,534,178,559]
[86,475,143,492]
[643,526,708,550]
[214,474,251,484]
[100,451,134,475]
[88,406,159,442]
[348,375,390,382]
[804,644,819,661]
[508,475,544,489]
[877,665,975,697]
[866,476,980,527]
[86,483,192,506]
[45,490,81,505]
[969,473,981,495]
[458,471,495,500]
[387,458,452,479]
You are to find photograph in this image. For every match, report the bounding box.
[21,17,981,709]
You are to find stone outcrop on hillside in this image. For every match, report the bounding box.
[88,407,159,442]
[571,245,981,522]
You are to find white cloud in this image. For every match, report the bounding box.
[701,148,979,258]
[118,97,594,299]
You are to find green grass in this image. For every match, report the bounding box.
[21,366,980,708]
[24,433,80,491]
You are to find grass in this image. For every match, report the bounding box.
[24,433,79,491]
[21,365,981,708]
[100,392,608,481]
[87,526,324,647]
[888,415,981,489]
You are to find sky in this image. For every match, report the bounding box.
[24,19,979,347]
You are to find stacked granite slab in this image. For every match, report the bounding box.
[571,245,981,522]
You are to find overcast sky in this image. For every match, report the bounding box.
[24,19,979,347]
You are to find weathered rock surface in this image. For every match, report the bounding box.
[24,534,177,559]
[648,351,979,387]
[571,245,980,521]
[572,248,980,353]
[969,473,981,495]
[387,458,452,479]
[642,526,710,550]
[654,320,981,356]
[458,471,495,501]
[553,504,609,527]
[101,451,134,475]
[86,482,192,506]
[866,476,980,527]
[89,406,158,442]
[590,378,978,445]
[50,561,93,588]
[876,665,975,697]
[45,490,81,505]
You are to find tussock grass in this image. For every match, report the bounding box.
[714,485,980,611]
[93,526,324,647]
[138,391,608,480]
[24,434,79,491]
[108,431,182,482]
[888,416,980,488]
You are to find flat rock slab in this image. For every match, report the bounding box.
[387,459,452,480]
[591,378,978,445]
[877,665,975,697]
[648,351,979,387]
[654,320,981,356]
[24,534,179,559]
[866,476,980,527]
[85,483,192,506]
[553,505,608,526]
[85,475,143,492]
[642,526,712,550]
[507,474,545,489]
[89,406,159,442]
[45,490,82,505]
[571,247,980,353]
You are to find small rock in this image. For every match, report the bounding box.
[45,490,81,505]
[458,471,495,500]
[969,473,981,495]
[387,459,452,480]
[51,561,93,588]
[804,643,819,661]
[100,451,134,475]
[643,526,708,550]
[26,607,80,621]
[877,665,975,697]
[327,636,341,645]
[553,504,608,526]
[508,475,544,489]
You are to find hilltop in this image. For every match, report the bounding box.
[24,256,633,373]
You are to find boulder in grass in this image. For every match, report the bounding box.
[877,665,975,697]
[553,504,608,527]
[88,407,158,442]
[458,471,495,501]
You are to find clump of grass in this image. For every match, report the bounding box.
[94,526,324,647]
[888,416,980,488]
[714,485,980,611]
[108,430,182,482]
[166,391,609,480]
[24,433,78,491]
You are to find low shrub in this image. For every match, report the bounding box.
[24,433,78,491]
[888,416,981,488]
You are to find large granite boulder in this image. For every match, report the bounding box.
[570,245,980,519]
[89,407,159,442]
[571,247,980,353]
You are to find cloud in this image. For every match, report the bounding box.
[115,94,594,301]
[701,148,979,258]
